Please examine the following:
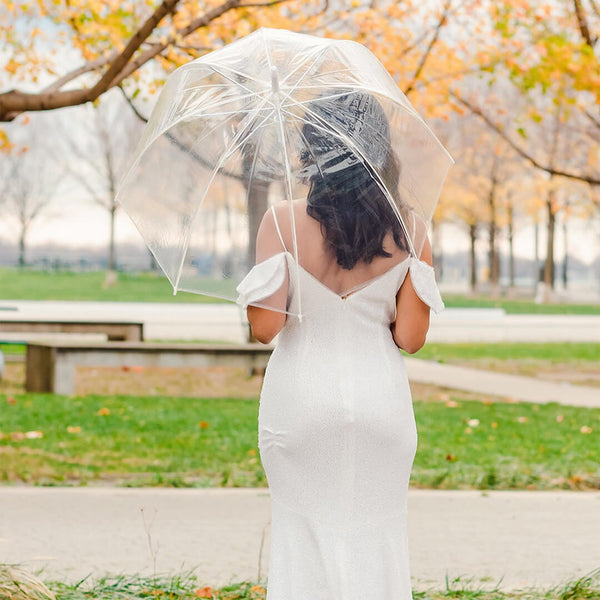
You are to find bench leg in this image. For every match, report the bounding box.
[26,346,76,395]
[52,356,76,395]
[26,345,53,393]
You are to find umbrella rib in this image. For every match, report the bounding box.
[173,97,273,292]
[277,46,331,108]
[206,63,264,87]
[208,65,266,99]
[280,67,358,107]
[263,30,304,319]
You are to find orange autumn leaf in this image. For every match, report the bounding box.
[194,587,213,598]
[198,421,210,429]
[97,407,110,416]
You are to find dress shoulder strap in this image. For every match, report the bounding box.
[270,205,287,251]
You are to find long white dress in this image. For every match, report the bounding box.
[237,211,444,600]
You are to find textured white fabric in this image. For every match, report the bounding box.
[237,254,444,599]
[408,257,445,314]
[236,253,289,309]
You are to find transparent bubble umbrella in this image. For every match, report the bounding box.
[116,27,453,315]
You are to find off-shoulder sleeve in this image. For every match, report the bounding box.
[236,252,288,309]
[408,256,445,314]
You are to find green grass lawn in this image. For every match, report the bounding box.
[0,269,228,303]
[443,294,600,315]
[3,341,598,361]
[414,342,600,362]
[3,566,599,600]
[1,268,599,312]
[1,392,598,490]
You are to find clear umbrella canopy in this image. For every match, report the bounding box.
[116,28,453,314]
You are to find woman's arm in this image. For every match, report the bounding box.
[391,239,433,354]
[247,304,286,344]
[246,209,288,344]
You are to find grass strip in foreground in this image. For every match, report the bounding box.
[1,566,599,600]
[1,393,598,490]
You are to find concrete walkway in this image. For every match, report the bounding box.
[405,358,600,408]
[1,487,599,591]
[4,301,600,343]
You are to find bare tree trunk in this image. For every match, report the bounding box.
[430,218,443,279]
[469,223,477,293]
[543,188,556,290]
[507,201,515,289]
[541,114,562,302]
[108,204,117,271]
[18,223,27,268]
[148,248,159,272]
[534,219,540,284]
[562,214,568,289]
[247,182,270,267]
[488,159,500,297]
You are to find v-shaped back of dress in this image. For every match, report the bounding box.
[235,203,444,319]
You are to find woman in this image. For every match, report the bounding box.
[237,91,444,599]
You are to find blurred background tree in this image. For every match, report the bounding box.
[0,0,598,299]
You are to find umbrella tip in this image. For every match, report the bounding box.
[270,66,279,95]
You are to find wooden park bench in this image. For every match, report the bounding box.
[0,320,144,342]
[25,341,274,395]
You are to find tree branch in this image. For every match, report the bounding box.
[572,0,596,47]
[108,0,247,89]
[118,85,244,183]
[452,91,600,185]
[0,0,267,121]
[239,0,288,6]
[0,0,182,119]
[404,0,451,96]
[90,0,181,98]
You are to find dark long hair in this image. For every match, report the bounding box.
[301,91,409,270]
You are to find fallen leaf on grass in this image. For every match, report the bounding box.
[445,454,457,461]
[198,421,210,429]
[10,432,25,441]
[580,426,593,434]
[67,426,81,434]
[97,407,110,416]
[491,422,498,429]
[517,416,528,423]
[556,414,564,423]
[195,587,213,598]
[467,418,480,427]
[25,430,43,439]
[6,396,16,405]
[445,400,459,408]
